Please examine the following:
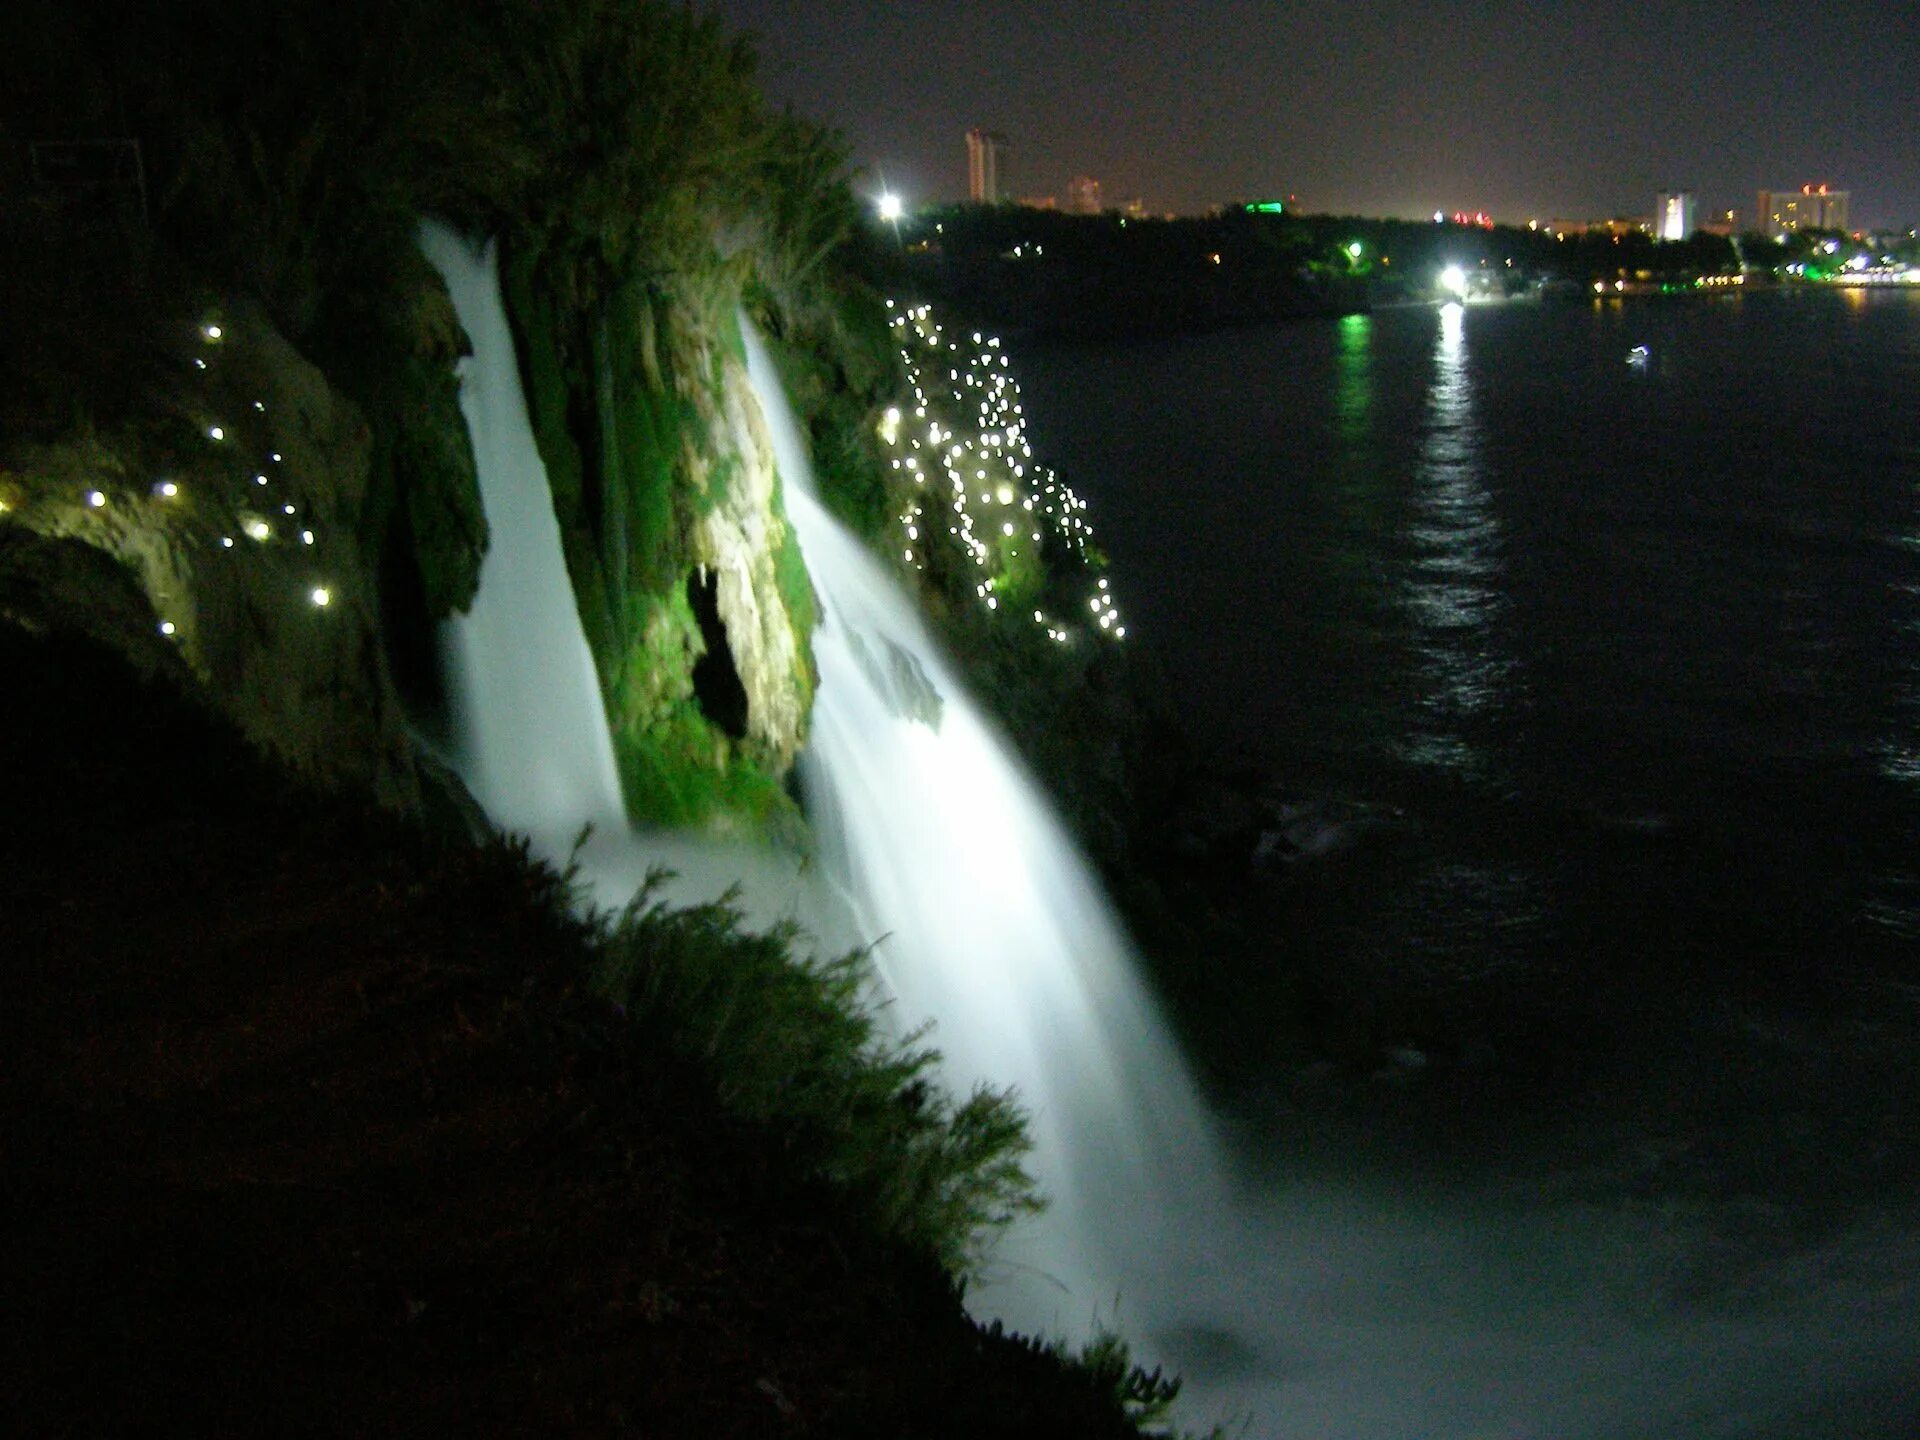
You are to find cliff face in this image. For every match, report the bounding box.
[0,226,841,837]
[1,0,876,837]
[501,251,818,832]
[0,296,420,809]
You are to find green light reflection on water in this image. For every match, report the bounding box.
[1335,311,1372,443]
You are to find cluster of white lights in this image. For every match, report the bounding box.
[114,318,340,640]
[881,299,1124,644]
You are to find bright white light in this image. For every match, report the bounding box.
[159,621,176,636]
[86,489,106,508]
[203,324,223,341]
[245,519,271,541]
[154,481,179,498]
[877,193,904,222]
[1439,265,1469,298]
[310,586,332,608]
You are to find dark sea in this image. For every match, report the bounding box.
[1015,289,1920,1438]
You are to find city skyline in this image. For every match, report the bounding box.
[711,0,1918,230]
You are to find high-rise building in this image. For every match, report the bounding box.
[966,129,1009,205]
[1656,190,1697,240]
[1756,185,1849,236]
[1065,175,1101,215]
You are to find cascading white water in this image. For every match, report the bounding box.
[739,323,1231,1340]
[421,222,627,853]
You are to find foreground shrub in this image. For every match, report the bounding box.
[591,879,1043,1275]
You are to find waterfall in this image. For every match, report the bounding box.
[420,222,627,853]
[740,323,1228,1340]
[419,212,1226,1354]
[422,223,813,926]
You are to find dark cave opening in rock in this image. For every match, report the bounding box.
[688,568,749,740]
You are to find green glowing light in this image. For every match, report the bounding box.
[1246,201,1287,215]
[1346,241,1363,259]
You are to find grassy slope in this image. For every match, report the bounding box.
[0,625,1151,1438]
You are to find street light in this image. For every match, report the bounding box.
[876,191,904,248]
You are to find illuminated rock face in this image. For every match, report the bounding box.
[493,251,817,831]
[690,331,811,768]
[0,298,420,808]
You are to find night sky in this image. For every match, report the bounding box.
[711,0,1919,230]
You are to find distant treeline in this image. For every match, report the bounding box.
[875,204,1882,337]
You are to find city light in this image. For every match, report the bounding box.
[877,192,903,223]
[1439,265,1469,298]
[1346,241,1364,259]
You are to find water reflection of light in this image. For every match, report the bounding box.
[1877,580,1920,782]
[1871,554,1920,937]
[1335,312,1372,440]
[1398,301,1518,771]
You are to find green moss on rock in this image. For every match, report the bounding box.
[498,240,819,835]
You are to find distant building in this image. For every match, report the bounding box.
[966,129,1009,205]
[1018,195,1059,211]
[1066,175,1101,215]
[1756,185,1849,235]
[1656,190,1697,240]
